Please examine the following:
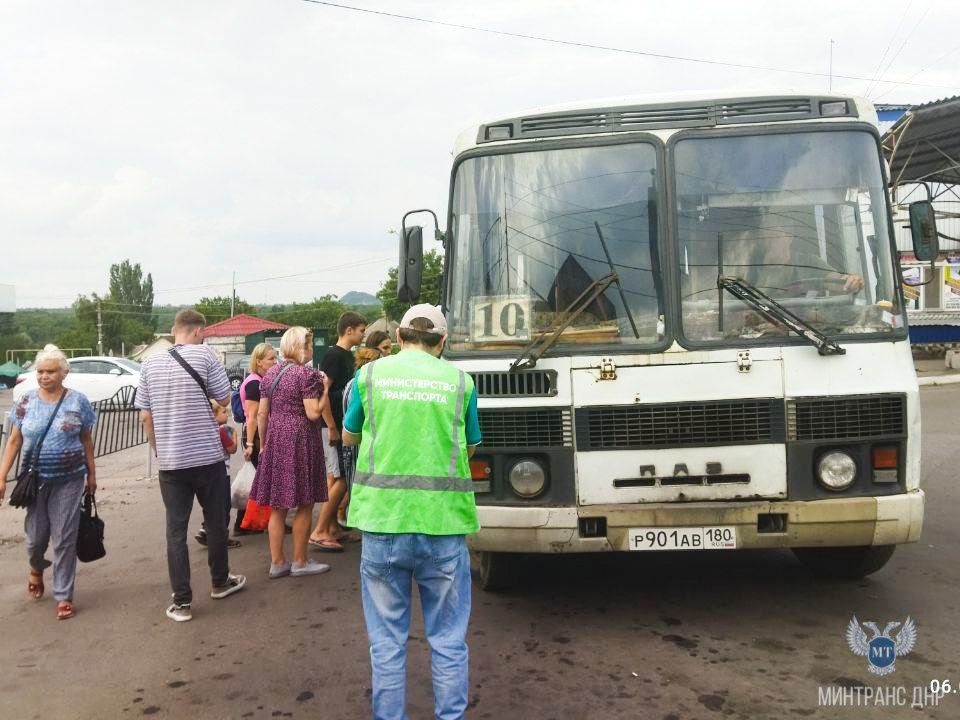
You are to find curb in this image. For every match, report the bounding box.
[917,374,960,386]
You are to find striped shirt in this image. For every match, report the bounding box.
[135,344,232,471]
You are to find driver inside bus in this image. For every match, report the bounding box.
[740,228,864,297]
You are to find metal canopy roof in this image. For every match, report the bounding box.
[883,95,960,186]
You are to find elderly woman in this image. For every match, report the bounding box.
[0,344,97,620]
[250,327,331,578]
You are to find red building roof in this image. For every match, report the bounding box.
[202,314,289,338]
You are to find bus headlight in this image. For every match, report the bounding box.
[509,460,547,498]
[817,451,857,490]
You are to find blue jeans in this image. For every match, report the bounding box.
[360,532,471,720]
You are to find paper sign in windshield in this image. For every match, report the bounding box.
[471,296,532,342]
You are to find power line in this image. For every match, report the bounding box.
[873,43,960,101]
[862,0,916,97]
[299,0,960,92]
[19,256,396,301]
[152,256,393,294]
[865,0,935,98]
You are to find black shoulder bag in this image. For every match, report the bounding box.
[76,492,106,563]
[168,347,207,395]
[9,390,67,508]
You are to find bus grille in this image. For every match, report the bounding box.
[787,395,906,441]
[478,408,573,448]
[470,370,557,398]
[575,399,784,451]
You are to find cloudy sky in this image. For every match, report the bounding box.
[2,0,958,310]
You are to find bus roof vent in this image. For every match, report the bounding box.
[716,98,813,124]
[477,96,857,143]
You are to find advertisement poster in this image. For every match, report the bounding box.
[944,261,960,310]
[902,267,921,306]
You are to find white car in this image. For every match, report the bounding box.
[13,356,141,405]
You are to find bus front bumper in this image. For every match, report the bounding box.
[469,490,925,553]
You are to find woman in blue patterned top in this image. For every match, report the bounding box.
[0,345,97,620]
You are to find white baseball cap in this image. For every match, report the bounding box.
[399,304,448,335]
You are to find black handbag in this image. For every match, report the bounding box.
[9,390,67,509]
[76,492,106,563]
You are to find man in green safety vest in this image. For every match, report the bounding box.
[342,303,481,720]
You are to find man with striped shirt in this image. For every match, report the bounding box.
[137,310,246,622]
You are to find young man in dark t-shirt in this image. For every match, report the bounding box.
[310,311,366,550]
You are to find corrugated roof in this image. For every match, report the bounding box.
[885,95,960,185]
[907,309,960,326]
[202,313,289,338]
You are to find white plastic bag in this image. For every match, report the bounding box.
[230,462,256,510]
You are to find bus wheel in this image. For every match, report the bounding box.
[473,551,518,592]
[793,545,896,579]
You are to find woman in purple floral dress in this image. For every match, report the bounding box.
[251,327,331,578]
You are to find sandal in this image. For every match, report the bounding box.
[28,570,44,600]
[57,601,75,620]
[308,537,344,553]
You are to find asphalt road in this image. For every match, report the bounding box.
[0,385,957,720]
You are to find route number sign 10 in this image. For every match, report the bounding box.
[471,296,532,342]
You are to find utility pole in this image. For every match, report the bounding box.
[231,271,236,317]
[96,300,103,355]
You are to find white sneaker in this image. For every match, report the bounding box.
[269,562,292,579]
[290,560,331,577]
[210,574,247,599]
[166,603,193,622]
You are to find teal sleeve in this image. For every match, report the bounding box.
[465,388,481,446]
[343,370,365,434]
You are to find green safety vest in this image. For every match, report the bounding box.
[346,349,480,535]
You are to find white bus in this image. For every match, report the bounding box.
[398,93,934,590]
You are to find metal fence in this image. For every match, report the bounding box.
[1,386,147,479]
[91,386,146,457]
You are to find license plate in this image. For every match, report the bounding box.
[628,526,737,551]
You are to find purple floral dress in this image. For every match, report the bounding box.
[250,363,328,509]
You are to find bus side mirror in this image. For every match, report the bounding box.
[398,225,423,302]
[909,200,939,262]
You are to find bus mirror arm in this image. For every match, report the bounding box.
[717,276,846,356]
[509,273,618,372]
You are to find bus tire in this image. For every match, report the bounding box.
[473,551,519,592]
[793,544,896,579]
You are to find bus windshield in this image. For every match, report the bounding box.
[448,143,664,352]
[675,130,903,343]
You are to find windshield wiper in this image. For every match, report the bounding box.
[594,221,640,339]
[509,273,619,372]
[717,275,845,356]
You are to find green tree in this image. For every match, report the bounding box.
[376,249,444,322]
[109,259,155,329]
[0,332,32,365]
[271,295,346,334]
[194,296,256,324]
[73,293,153,355]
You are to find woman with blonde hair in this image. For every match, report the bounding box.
[249,327,331,578]
[0,345,97,620]
[241,342,278,468]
